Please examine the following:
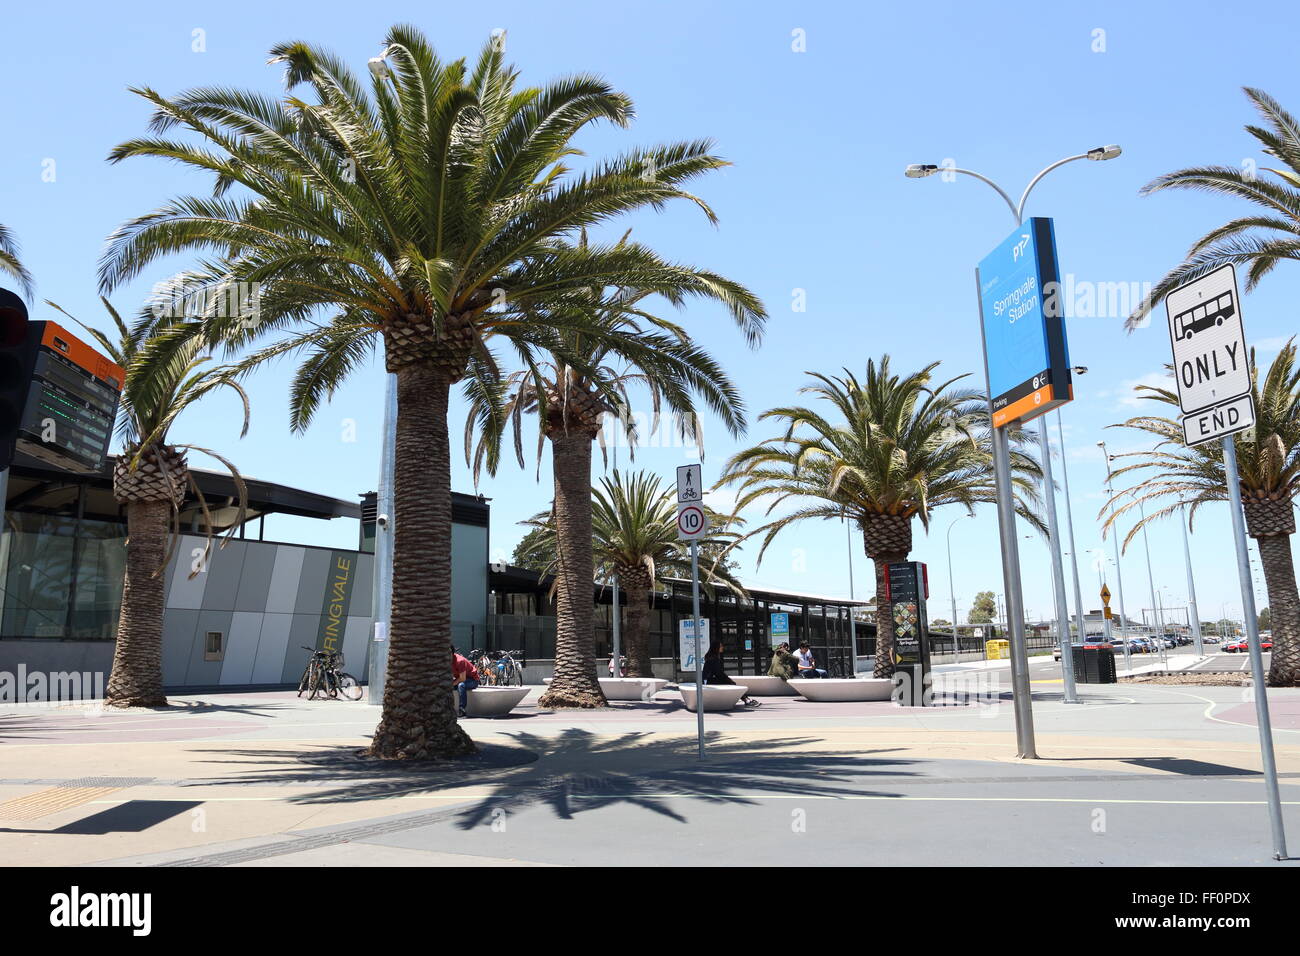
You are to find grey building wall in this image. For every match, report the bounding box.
[1,516,489,693]
[159,535,375,689]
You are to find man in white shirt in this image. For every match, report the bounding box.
[796,642,827,679]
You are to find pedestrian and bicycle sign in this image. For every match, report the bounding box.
[676,464,702,502]
[1164,264,1255,446]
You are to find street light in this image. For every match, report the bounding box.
[1098,441,1132,669]
[1056,367,1089,646]
[946,513,972,660]
[905,148,1122,718]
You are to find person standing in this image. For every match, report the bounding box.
[452,648,481,718]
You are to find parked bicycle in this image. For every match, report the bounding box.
[469,648,525,686]
[297,646,363,700]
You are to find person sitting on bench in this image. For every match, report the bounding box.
[702,641,760,707]
[795,642,827,679]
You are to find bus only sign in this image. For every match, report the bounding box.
[1164,264,1255,446]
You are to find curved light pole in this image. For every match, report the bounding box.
[905,147,1120,719]
[946,513,972,659]
[1055,388,1089,644]
[1098,441,1133,669]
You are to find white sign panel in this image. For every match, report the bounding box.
[679,618,710,668]
[676,502,708,541]
[1164,264,1255,444]
[676,464,702,503]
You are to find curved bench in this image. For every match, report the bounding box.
[599,677,670,701]
[678,683,747,712]
[788,678,893,702]
[732,675,796,696]
[456,685,530,717]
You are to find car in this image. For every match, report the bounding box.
[1053,639,1113,662]
[1204,635,1221,644]
[1224,640,1248,653]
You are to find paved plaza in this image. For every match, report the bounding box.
[2,654,1298,867]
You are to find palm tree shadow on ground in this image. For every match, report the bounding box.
[190,729,920,828]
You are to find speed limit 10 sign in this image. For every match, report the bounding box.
[676,503,708,541]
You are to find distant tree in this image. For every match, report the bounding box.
[511,527,556,574]
[968,591,997,625]
[1260,607,1273,631]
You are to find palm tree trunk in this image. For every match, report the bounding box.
[870,553,906,678]
[622,579,653,678]
[105,499,171,707]
[369,365,476,758]
[1256,531,1300,686]
[862,514,913,679]
[538,432,607,708]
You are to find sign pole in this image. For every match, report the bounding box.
[611,574,620,677]
[691,540,704,759]
[991,425,1037,757]
[975,263,1037,759]
[1223,437,1288,860]
[845,514,859,673]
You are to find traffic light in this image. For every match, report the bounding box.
[0,287,38,471]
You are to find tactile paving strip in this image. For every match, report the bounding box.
[0,777,154,821]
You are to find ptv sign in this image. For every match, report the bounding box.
[1164,264,1255,446]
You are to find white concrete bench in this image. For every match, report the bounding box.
[732,675,796,696]
[677,683,747,712]
[599,677,670,700]
[788,678,893,702]
[455,685,530,717]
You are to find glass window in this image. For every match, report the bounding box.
[1,511,125,640]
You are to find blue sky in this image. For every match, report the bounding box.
[3,0,1297,626]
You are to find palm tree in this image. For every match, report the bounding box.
[1127,88,1300,329]
[1100,342,1300,686]
[467,247,761,706]
[720,356,1043,677]
[48,299,248,707]
[517,469,744,678]
[98,26,761,756]
[0,224,34,300]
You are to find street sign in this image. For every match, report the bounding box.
[770,611,790,647]
[977,218,1072,428]
[1165,264,1255,446]
[675,502,708,541]
[1101,583,1113,620]
[679,618,710,668]
[676,463,702,502]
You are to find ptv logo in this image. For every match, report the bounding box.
[1011,234,1030,261]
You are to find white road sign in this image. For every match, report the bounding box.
[676,464,702,502]
[679,618,710,668]
[1165,264,1255,445]
[676,502,708,541]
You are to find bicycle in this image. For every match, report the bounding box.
[485,649,526,686]
[297,646,363,700]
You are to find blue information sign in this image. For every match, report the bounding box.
[976,217,1072,427]
[770,612,789,647]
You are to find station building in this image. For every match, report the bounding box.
[0,449,867,690]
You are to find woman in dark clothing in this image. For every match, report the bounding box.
[702,642,760,707]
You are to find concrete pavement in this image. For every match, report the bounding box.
[2,668,1298,866]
